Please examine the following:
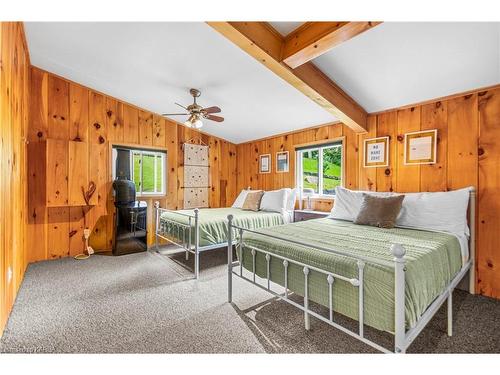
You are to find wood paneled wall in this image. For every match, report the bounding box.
[27,67,237,262]
[359,88,500,298]
[0,22,30,333]
[236,86,500,298]
[235,123,359,211]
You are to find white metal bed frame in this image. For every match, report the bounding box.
[226,188,476,353]
[154,203,234,279]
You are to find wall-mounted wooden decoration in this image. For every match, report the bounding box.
[68,141,89,206]
[363,136,389,168]
[404,129,437,165]
[183,143,209,209]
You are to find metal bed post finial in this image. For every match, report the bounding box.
[154,201,160,251]
[227,214,234,303]
[194,208,200,279]
[392,243,407,354]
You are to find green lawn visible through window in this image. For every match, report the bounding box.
[141,154,155,192]
[133,153,141,191]
[301,146,341,195]
[155,155,163,191]
[132,151,165,195]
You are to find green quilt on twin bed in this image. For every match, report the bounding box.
[239,218,462,333]
[160,208,285,247]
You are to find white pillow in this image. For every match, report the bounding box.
[232,189,251,209]
[260,189,288,213]
[286,188,297,211]
[330,186,473,237]
[279,188,297,212]
[330,186,395,221]
[397,187,471,237]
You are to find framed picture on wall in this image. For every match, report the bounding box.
[259,154,271,174]
[404,129,437,165]
[363,136,389,168]
[276,151,289,173]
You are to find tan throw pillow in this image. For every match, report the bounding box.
[354,194,405,229]
[242,191,264,211]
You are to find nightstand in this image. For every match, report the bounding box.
[293,209,330,222]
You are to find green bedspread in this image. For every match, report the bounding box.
[239,218,462,333]
[160,207,285,247]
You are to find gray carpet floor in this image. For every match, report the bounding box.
[1,248,499,353]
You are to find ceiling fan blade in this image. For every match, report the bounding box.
[202,106,221,114]
[175,102,188,110]
[207,115,224,123]
[162,113,189,116]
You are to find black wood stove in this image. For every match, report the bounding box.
[112,178,147,256]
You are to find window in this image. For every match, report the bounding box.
[296,141,343,197]
[112,146,167,196]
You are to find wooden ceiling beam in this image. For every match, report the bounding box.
[282,22,382,69]
[207,22,368,133]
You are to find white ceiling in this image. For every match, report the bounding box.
[25,22,500,143]
[314,22,500,113]
[24,22,335,144]
[269,22,303,37]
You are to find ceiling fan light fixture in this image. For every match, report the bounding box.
[184,114,197,128]
[192,118,203,129]
[163,88,224,126]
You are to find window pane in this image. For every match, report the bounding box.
[302,149,319,194]
[132,152,142,192]
[155,155,163,193]
[141,154,155,193]
[322,146,342,195]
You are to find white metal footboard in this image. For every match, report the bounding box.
[154,202,201,278]
[226,188,476,353]
[154,203,239,279]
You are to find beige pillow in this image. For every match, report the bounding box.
[354,194,405,229]
[242,191,264,211]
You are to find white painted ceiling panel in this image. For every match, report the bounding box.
[25,22,499,143]
[314,22,500,113]
[24,22,335,143]
[269,22,303,36]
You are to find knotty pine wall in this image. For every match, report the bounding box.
[235,86,500,298]
[27,66,237,262]
[235,123,359,211]
[0,23,30,333]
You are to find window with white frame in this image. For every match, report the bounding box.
[112,146,167,196]
[295,141,343,197]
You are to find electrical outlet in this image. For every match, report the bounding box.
[83,228,91,239]
[7,267,13,284]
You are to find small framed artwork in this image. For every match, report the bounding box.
[276,151,289,173]
[404,129,437,165]
[259,154,271,174]
[363,136,389,168]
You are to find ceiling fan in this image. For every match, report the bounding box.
[162,88,224,129]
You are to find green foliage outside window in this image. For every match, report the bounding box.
[301,146,341,194]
